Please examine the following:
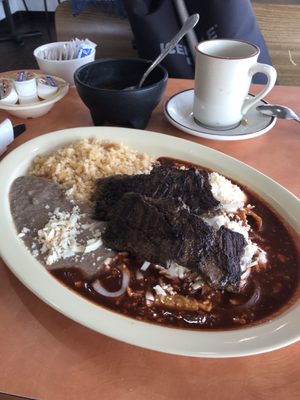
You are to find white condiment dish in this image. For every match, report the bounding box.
[34,41,96,85]
[0,75,69,118]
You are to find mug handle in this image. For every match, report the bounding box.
[242,63,277,115]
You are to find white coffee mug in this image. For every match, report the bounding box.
[193,39,277,130]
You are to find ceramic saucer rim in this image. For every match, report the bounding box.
[164,88,276,141]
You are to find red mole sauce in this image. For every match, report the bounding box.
[51,158,300,330]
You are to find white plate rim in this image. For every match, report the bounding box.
[164,89,276,141]
[0,126,299,358]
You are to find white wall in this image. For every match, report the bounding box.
[0,0,65,21]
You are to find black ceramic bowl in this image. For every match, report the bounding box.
[74,58,168,129]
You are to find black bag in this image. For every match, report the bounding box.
[123,0,273,84]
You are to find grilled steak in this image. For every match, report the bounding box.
[102,192,246,292]
[95,165,220,220]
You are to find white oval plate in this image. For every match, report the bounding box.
[0,127,299,358]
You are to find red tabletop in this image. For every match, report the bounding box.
[0,79,299,400]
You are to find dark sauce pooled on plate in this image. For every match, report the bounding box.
[51,157,300,330]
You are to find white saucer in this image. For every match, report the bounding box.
[164,89,276,141]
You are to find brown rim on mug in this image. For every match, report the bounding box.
[195,39,260,60]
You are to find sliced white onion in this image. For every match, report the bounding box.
[145,290,155,301]
[258,249,267,264]
[141,261,151,271]
[84,238,102,253]
[91,266,130,298]
[135,270,144,280]
[191,280,203,291]
[145,290,155,306]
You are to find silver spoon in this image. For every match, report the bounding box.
[129,13,199,90]
[257,104,300,122]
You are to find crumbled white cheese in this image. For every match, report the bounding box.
[164,261,189,279]
[226,220,249,241]
[18,226,30,238]
[153,285,167,296]
[209,172,246,212]
[36,206,102,265]
[103,257,112,266]
[258,249,267,264]
[161,283,177,296]
[202,214,229,230]
[32,249,39,257]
